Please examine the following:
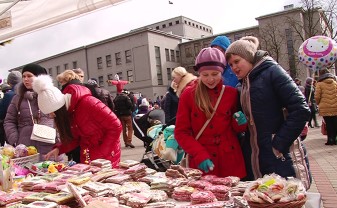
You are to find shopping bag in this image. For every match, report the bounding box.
[321,119,327,135]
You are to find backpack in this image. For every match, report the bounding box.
[113,94,133,116]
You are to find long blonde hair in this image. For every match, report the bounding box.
[195,79,213,118]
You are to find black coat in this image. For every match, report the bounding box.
[164,87,178,124]
[241,56,311,180]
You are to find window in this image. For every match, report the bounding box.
[192,23,195,27]
[72,61,77,69]
[169,22,172,26]
[162,24,166,28]
[176,50,180,62]
[64,63,68,70]
[155,46,163,85]
[116,72,123,80]
[98,76,104,87]
[107,74,113,86]
[127,70,133,82]
[56,66,60,75]
[125,50,132,63]
[165,48,170,61]
[115,52,121,65]
[185,47,192,58]
[97,57,103,69]
[106,55,112,67]
[176,20,179,24]
[170,49,175,62]
[156,26,159,30]
[234,33,243,41]
[167,68,172,80]
[194,43,200,55]
[48,68,52,76]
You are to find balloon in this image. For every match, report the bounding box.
[298,35,337,71]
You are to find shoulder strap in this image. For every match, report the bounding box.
[27,100,35,125]
[195,85,225,140]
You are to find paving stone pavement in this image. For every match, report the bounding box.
[121,115,336,208]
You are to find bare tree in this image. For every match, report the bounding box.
[259,20,286,63]
[287,0,337,41]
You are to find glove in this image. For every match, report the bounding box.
[233,111,247,125]
[198,159,214,173]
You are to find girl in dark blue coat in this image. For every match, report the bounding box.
[225,36,311,186]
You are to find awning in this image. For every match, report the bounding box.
[0,0,129,44]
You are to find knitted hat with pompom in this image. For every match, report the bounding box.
[32,75,65,114]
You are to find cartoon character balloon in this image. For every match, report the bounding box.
[298,35,337,71]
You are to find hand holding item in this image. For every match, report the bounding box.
[198,159,214,173]
[44,148,59,161]
[233,111,247,125]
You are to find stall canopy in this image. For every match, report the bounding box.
[0,0,129,44]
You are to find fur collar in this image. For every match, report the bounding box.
[176,73,197,97]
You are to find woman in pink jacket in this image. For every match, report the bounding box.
[174,47,247,178]
[32,75,122,167]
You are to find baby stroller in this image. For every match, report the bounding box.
[132,109,171,171]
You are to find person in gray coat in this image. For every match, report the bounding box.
[0,71,22,146]
[4,64,56,160]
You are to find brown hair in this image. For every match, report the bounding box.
[194,79,213,118]
[54,105,73,142]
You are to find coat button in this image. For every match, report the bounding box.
[210,124,213,129]
[212,153,216,157]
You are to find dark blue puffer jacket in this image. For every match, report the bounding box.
[242,56,310,180]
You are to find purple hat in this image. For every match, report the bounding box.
[194,47,226,73]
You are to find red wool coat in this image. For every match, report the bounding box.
[56,84,122,167]
[175,82,247,178]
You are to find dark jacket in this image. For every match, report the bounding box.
[114,94,133,117]
[240,54,310,180]
[164,87,178,124]
[304,84,317,113]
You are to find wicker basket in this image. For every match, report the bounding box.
[247,196,306,208]
[11,153,40,167]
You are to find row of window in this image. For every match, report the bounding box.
[165,49,180,62]
[97,50,132,69]
[48,61,78,77]
[155,20,180,30]
[153,19,211,33]
[184,20,211,33]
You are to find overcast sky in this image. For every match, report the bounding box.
[0,0,298,80]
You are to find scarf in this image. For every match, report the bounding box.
[240,56,268,179]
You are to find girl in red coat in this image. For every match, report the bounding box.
[174,47,247,178]
[32,75,122,167]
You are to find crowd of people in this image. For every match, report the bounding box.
[1,34,335,186]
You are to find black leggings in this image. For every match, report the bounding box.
[323,116,337,140]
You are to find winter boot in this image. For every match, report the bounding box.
[325,137,335,145]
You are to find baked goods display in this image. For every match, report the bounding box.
[243,173,306,207]
[0,158,307,208]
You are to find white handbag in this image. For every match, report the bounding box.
[28,100,56,144]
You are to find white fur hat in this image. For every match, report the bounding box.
[32,75,66,114]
